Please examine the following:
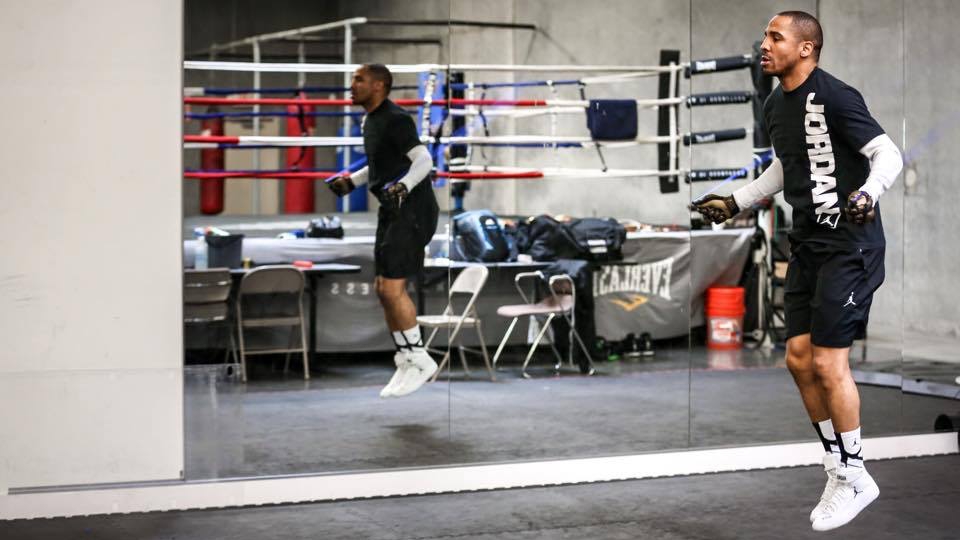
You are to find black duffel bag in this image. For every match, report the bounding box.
[517,215,626,262]
[562,217,626,262]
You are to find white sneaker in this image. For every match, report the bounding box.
[811,466,879,531]
[810,453,839,522]
[379,351,409,399]
[391,348,438,397]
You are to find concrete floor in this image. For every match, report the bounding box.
[3,454,957,539]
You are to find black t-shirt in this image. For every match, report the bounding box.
[764,67,886,247]
[361,99,422,194]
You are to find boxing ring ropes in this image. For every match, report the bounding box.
[189,17,537,213]
[183,58,766,201]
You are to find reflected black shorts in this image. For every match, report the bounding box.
[374,182,439,279]
[784,242,885,348]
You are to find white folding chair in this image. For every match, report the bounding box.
[183,268,238,370]
[492,271,594,378]
[417,265,495,381]
[236,266,310,382]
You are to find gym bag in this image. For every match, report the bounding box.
[563,217,627,262]
[451,210,510,262]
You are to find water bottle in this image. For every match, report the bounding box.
[440,223,451,259]
[195,232,208,269]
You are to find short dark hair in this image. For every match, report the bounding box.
[362,63,393,94]
[778,10,823,60]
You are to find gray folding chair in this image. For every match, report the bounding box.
[417,265,495,381]
[235,265,310,382]
[492,271,594,378]
[183,268,237,369]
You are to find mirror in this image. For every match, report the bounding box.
[900,1,960,435]
[181,0,453,480]
[179,0,951,486]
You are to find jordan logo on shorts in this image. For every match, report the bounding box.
[843,292,856,308]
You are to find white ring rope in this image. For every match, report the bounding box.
[182,134,684,149]
[451,165,687,179]
[445,135,679,145]
[184,60,687,74]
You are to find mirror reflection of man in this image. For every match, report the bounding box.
[692,11,902,532]
[328,64,439,398]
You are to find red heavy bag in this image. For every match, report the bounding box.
[284,101,316,213]
[199,106,225,215]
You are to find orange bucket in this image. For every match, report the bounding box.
[705,286,745,350]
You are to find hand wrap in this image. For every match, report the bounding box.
[691,194,740,224]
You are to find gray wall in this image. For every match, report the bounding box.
[0,0,183,490]
[903,0,960,339]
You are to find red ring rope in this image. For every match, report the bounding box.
[185,171,338,179]
[185,135,240,143]
[185,170,544,180]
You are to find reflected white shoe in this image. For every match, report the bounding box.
[391,348,438,397]
[811,466,879,531]
[379,351,409,399]
[810,453,839,522]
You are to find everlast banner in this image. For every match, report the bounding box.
[594,257,676,301]
[592,230,753,340]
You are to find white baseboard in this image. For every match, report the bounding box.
[2,432,956,520]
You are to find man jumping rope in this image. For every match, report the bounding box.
[692,11,902,532]
[328,64,440,398]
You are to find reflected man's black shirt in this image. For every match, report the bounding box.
[361,99,421,196]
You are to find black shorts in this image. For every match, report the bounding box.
[374,182,439,279]
[784,242,885,348]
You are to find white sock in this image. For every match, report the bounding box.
[814,419,840,456]
[391,331,406,351]
[399,325,424,351]
[837,427,864,470]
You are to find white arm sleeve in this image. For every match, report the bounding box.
[858,134,903,205]
[397,145,433,190]
[732,157,784,210]
[349,166,369,187]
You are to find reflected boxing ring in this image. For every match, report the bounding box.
[183,57,767,190]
